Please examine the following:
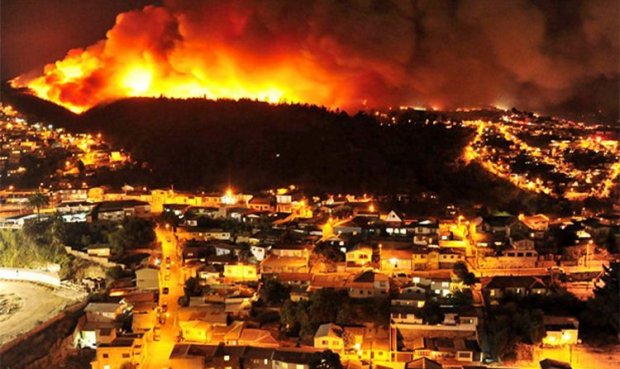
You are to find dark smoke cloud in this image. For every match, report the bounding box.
[166,0,619,121]
[11,0,620,122]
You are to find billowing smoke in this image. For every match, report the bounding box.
[11,0,619,121]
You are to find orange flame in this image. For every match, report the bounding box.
[10,5,357,113]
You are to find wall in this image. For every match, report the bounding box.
[0,267,60,287]
[64,247,123,269]
[0,301,88,369]
[477,256,537,269]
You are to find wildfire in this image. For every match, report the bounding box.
[122,66,153,95]
[9,5,359,114]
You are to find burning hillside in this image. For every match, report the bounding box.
[9,1,618,121]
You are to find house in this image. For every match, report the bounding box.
[249,196,275,212]
[169,344,219,369]
[224,292,255,317]
[184,244,216,263]
[413,337,482,363]
[542,316,579,347]
[309,273,348,291]
[243,346,278,369]
[73,316,120,349]
[392,290,426,308]
[501,248,538,259]
[391,305,423,325]
[520,213,550,232]
[272,349,317,369]
[347,271,389,298]
[185,206,219,222]
[55,201,95,214]
[214,243,244,257]
[178,306,229,343]
[90,200,151,222]
[250,245,270,261]
[429,278,453,296]
[412,249,430,270]
[86,245,111,258]
[203,344,246,369]
[345,244,373,268]
[383,210,404,224]
[0,213,40,229]
[359,327,390,362]
[480,214,515,234]
[332,220,363,236]
[135,265,160,291]
[434,250,466,270]
[90,334,147,369]
[224,264,259,282]
[177,227,232,242]
[261,255,309,274]
[224,207,250,221]
[84,302,126,322]
[169,344,318,369]
[380,248,413,273]
[412,220,439,246]
[163,203,190,217]
[180,320,218,343]
[224,325,279,347]
[405,357,443,369]
[265,272,313,288]
[271,243,311,258]
[484,276,547,299]
[130,302,157,333]
[198,265,222,285]
[314,323,345,352]
[391,305,479,336]
[473,230,506,248]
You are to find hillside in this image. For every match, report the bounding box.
[1,88,552,211]
[81,97,473,192]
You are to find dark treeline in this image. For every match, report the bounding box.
[2,89,559,212]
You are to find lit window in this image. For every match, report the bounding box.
[297,365,305,369]
[224,355,230,361]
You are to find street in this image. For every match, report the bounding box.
[143,225,184,369]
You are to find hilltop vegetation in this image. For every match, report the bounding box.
[1,88,558,212]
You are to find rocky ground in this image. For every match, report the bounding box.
[0,293,23,323]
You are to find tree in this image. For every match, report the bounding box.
[178,295,189,307]
[453,261,476,285]
[604,230,618,254]
[280,299,301,332]
[28,192,49,221]
[311,243,345,265]
[418,300,445,325]
[581,262,620,343]
[487,302,545,361]
[259,280,291,306]
[184,276,202,297]
[106,218,155,255]
[310,350,342,369]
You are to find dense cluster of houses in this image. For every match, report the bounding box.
[52,185,615,369]
[0,105,130,190]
